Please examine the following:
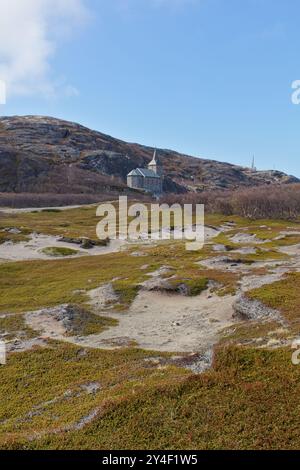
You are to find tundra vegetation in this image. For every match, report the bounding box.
[0,200,300,450]
[164,183,300,220]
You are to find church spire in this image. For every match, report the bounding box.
[148,148,162,175]
[149,149,157,166]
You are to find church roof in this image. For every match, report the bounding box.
[127,169,141,177]
[127,168,160,179]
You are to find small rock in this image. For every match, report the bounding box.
[4,227,22,234]
[212,244,228,252]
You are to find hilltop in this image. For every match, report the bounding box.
[0,115,298,196]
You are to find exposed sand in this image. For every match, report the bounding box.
[26,307,68,339]
[198,256,253,273]
[89,290,236,352]
[229,232,269,244]
[10,226,300,359]
[25,290,237,353]
[0,204,94,214]
[239,272,285,291]
[278,243,300,257]
[88,283,119,311]
[0,225,220,263]
[0,233,125,261]
[17,231,300,360]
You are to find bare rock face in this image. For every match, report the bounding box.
[0,115,298,195]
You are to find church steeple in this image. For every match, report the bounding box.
[148,149,162,175]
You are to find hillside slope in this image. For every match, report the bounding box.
[0,115,298,195]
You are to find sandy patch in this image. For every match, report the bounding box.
[199,256,253,273]
[0,233,125,262]
[232,246,257,255]
[239,272,285,291]
[25,291,237,353]
[132,225,220,244]
[25,307,68,339]
[88,283,119,311]
[278,243,300,256]
[0,223,220,263]
[212,244,229,252]
[0,204,91,214]
[88,290,236,353]
[230,233,268,244]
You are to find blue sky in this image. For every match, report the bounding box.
[1,0,300,177]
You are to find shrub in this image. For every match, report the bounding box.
[162,184,300,220]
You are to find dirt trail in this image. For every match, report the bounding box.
[21,225,233,354]
[84,290,236,352]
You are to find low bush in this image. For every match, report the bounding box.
[163,183,300,220]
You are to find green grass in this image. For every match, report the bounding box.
[0,314,36,341]
[1,208,300,450]
[2,346,300,450]
[0,230,30,245]
[0,252,150,314]
[0,342,184,448]
[167,276,208,296]
[41,247,79,257]
[66,306,118,336]
[220,321,286,346]
[247,272,300,326]
[0,230,240,314]
[232,248,287,263]
[211,232,240,250]
[0,206,100,240]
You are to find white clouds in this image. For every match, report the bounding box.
[0,0,90,98]
[0,0,197,100]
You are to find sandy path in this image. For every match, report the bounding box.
[25,290,236,353]
[82,290,236,352]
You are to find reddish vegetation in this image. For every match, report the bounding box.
[0,116,298,196]
[163,183,300,219]
[0,191,150,208]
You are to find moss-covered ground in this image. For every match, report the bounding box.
[1,205,300,449]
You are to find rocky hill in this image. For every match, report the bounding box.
[0,115,298,195]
